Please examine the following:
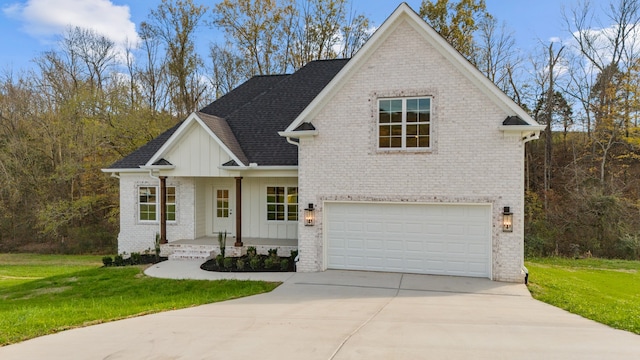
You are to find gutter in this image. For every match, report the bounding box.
[218,164,298,171]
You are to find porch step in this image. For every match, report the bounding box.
[167,247,216,261]
[161,240,298,261]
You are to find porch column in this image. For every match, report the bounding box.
[159,176,167,244]
[234,176,243,247]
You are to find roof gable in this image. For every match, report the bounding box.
[105,59,348,170]
[284,2,538,133]
[148,112,247,167]
[207,59,349,166]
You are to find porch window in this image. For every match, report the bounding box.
[267,186,298,221]
[378,97,431,149]
[138,186,176,222]
[166,187,176,221]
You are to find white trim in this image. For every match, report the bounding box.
[140,165,176,171]
[218,165,298,171]
[277,130,319,138]
[499,125,546,132]
[284,3,539,133]
[101,168,148,173]
[147,112,246,167]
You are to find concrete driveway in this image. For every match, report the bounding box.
[0,265,639,359]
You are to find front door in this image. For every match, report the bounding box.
[213,187,234,236]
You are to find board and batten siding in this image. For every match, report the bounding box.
[162,121,234,177]
[192,177,299,240]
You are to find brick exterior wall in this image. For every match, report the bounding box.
[117,174,195,255]
[296,20,527,282]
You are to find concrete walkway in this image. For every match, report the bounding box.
[0,261,639,359]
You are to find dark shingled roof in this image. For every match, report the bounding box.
[106,59,349,170]
[197,112,249,166]
[108,121,183,169]
[503,116,529,126]
[202,59,349,166]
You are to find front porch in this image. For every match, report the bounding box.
[161,237,298,261]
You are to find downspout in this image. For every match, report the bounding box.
[285,136,301,269]
[110,172,120,179]
[285,137,300,147]
[522,131,538,284]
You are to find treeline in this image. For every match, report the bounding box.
[1,0,640,259]
[0,0,371,253]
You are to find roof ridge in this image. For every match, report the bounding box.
[220,73,292,120]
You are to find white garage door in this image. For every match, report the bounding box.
[326,202,491,278]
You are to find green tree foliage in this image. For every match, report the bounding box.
[0,26,176,253]
[419,0,491,63]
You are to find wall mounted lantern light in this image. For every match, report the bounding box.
[304,203,315,226]
[502,206,513,232]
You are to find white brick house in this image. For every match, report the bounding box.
[103,3,542,282]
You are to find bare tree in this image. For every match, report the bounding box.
[212,0,296,75]
[144,0,209,117]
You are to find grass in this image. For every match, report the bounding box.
[0,254,279,346]
[526,257,640,335]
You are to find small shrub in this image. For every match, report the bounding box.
[280,258,290,271]
[247,246,257,258]
[130,252,141,265]
[249,256,261,270]
[290,249,298,260]
[268,248,278,258]
[113,255,124,266]
[223,257,233,270]
[264,257,275,269]
[236,258,246,271]
[154,233,161,261]
[102,256,113,267]
[218,231,227,258]
[216,254,224,268]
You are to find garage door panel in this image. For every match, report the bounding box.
[468,243,486,255]
[326,202,491,278]
[366,222,383,232]
[366,239,384,250]
[385,239,403,251]
[347,239,363,250]
[406,240,423,252]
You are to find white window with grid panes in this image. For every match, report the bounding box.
[266,186,298,221]
[138,186,176,223]
[378,97,431,149]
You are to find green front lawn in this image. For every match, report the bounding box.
[526,257,640,334]
[0,254,279,345]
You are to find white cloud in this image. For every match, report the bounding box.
[4,0,139,51]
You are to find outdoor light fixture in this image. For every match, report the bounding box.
[304,203,315,226]
[502,206,513,232]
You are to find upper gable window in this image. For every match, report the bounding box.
[378,97,431,149]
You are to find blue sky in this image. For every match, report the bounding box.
[0,0,600,72]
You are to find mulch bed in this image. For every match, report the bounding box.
[200,254,295,272]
